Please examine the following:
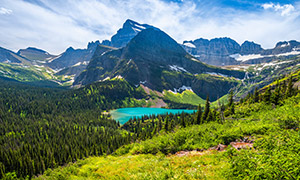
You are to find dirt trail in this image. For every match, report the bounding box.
[175,137,254,157]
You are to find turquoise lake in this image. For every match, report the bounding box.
[110,107,195,124]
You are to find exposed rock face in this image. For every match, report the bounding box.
[47,41,101,70]
[0,47,25,63]
[55,45,116,77]
[183,38,241,66]
[240,41,263,55]
[263,40,300,55]
[102,19,157,48]
[17,47,56,62]
[75,28,244,101]
[183,38,300,66]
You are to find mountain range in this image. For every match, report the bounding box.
[0,19,300,103]
[183,38,300,66]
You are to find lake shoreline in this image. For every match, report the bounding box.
[110,107,196,125]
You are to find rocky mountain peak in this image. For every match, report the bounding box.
[240,41,263,55]
[87,40,100,49]
[123,28,187,63]
[107,19,157,48]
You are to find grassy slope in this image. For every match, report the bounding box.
[0,63,75,86]
[38,152,226,180]
[163,90,206,105]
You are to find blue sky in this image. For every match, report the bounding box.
[0,0,300,54]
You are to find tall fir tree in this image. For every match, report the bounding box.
[264,86,271,103]
[254,87,259,103]
[202,95,210,122]
[195,104,202,124]
[286,76,294,98]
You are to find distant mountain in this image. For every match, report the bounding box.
[183,38,300,66]
[17,47,57,62]
[55,45,117,78]
[101,19,158,48]
[47,41,101,70]
[75,28,245,101]
[0,47,28,64]
[183,38,241,66]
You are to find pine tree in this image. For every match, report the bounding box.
[164,116,169,132]
[180,114,186,128]
[228,90,234,107]
[195,104,202,124]
[254,87,259,102]
[286,76,293,98]
[202,95,210,122]
[272,81,281,105]
[264,86,271,103]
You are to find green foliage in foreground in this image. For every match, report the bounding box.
[36,151,227,180]
[226,129,300,180]
[36,86,300,179]
[116,119,275,155]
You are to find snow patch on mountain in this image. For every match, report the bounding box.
[205,72,228,77]
[183,42,196,48]
[47,55,61,63]
[169,65,188,73]
[170,85,193,93]
[275,51,300,57]
[280,42,290,48]
[230,54,264,62]
[231,50,300,62]
[72,61,89,67]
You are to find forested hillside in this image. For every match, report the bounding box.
[0,77,148,179]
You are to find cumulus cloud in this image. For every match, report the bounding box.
[0,0,300,54]
[262,3,295,16]
[0,7,12,15]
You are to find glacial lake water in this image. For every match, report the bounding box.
[110,107,195,124]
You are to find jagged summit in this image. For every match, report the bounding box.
[102,19,158,48]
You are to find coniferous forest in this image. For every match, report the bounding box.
[0,78,148,178]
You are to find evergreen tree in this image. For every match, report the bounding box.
[254,87,259,103]
[286,76,294,98]
[164,116,169,132]
[202,95,210,122]
[264,86,271,103]
[228,90,234,107]
[272,81,281,105]
[180,114,186,128]
[195,104,202,124]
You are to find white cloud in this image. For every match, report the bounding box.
[262,3,295,16]
[0,7,12,15]
[0,0,300,54]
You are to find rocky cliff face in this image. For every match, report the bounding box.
[183,38,300,66]
[47,41,101,70]
[17,47,56,62]
[101,19,156,48]
[240,41,263,55]
[0,47,27,63]
[183,38,241,66]
[75,29,244,101]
